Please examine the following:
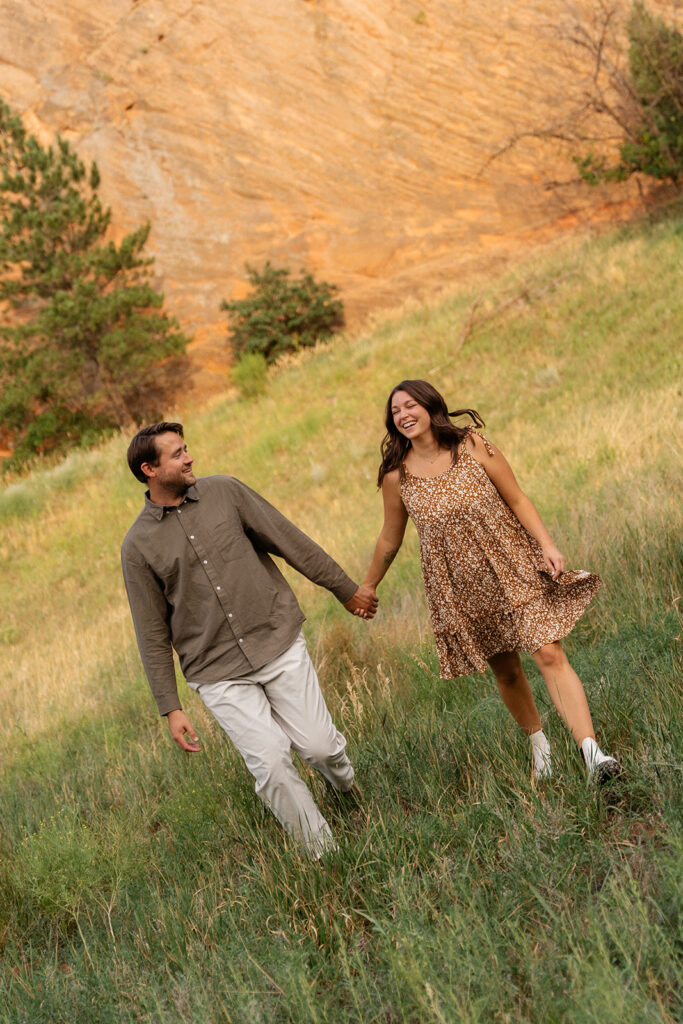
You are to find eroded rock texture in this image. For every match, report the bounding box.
[0,0,675,386]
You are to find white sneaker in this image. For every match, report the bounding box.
[580,737,623,785]
[530,729,552,781]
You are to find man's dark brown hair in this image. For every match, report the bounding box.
[127,422,184,483]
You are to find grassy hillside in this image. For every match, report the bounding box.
[0,210,681,1023]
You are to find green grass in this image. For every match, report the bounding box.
[0,208,681,1022]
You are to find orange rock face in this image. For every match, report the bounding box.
[0,0,676,390]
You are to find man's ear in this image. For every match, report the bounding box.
[140,461,157,480]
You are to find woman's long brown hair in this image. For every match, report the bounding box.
[377,379,484,486]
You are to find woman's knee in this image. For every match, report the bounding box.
[533,642,565,672]
[489,652,525,688]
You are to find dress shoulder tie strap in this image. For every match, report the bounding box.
[466,426,496,457]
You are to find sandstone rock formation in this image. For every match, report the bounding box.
[0,0,677,390]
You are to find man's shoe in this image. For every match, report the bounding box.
[326,781,362,810]
[342,783,362,807]
[336,783,362,808]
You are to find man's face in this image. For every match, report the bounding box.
[144,432,196,496]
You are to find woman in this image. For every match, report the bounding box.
[361,379,621,783]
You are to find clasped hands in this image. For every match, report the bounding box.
[343,583,378,620]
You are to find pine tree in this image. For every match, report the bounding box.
[0,100,188,467]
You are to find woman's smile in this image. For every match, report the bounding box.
[391,391,431,438]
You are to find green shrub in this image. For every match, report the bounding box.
[578,2,683,185]
[232,351,269,400]
[220,261,344,365]
[12,808,135,930]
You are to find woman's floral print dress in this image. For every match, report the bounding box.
[400,432,602,678]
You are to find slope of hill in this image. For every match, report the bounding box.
[0,214,681,1022]
[1,0,678,389]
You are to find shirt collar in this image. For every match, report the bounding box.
[144,483,200,520]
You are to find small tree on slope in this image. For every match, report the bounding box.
[221,261,344,365]
[577,2,683,186]
[0,100,189,468]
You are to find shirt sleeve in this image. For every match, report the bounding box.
[229,478,358,604]
[121,540,181,716]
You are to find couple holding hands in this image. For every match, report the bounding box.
[122,379,621,859]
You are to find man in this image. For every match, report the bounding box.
[121,422,377,858]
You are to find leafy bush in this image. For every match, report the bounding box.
[232,350,269,400]
[220,261,344,365]
[578,2,683,185]
[12,808,142,932]
[0,100,189,469]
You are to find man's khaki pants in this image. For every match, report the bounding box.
[188,631,354,857]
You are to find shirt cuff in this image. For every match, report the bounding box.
[336,577,359,604]
[157,695,182,716]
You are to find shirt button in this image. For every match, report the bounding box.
[238,638,243,644]
[177,509,181,514]
[216,586,221,591]
[228,613,233,618]
[190,535,195,539]
[203,560,208,565]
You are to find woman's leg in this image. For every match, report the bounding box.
[531,641,594,745]
[532,641,622,781]
[487,650,543,735]
[488,651,552,777]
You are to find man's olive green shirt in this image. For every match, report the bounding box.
[121,476,358,715]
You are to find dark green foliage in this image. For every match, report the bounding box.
[0,100,189,468]
[221,261,344,364]
[578,2,683,185]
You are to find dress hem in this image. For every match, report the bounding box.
[435,574,602,680]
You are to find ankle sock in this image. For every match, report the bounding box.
[530,729,552,779]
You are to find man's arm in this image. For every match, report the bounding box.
[121,546,202,751]
[121,544,179,714]
[229,478,377,616]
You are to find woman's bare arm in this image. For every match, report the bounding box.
[362,470,409,589]
[466,433,566,578]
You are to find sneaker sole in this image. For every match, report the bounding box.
[594,759,623,785]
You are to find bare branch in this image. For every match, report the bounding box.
[428,272,578,376]
[484,0,683,189]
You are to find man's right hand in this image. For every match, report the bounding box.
[343,584,379,620]
[167,709,201,752]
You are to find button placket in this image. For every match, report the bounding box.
[173,501,248,657]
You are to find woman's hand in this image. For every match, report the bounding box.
[542,544,566,580]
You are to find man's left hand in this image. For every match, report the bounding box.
[344,585,378,620]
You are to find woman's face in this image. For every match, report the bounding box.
[390,390,432,441]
